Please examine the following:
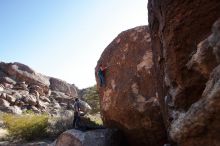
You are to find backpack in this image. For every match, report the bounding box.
[73,101,80,112]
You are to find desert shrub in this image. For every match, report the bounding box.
[3,113,48,141]
[47,110,74,138]
[23,110,35,114]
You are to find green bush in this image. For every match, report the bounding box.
[3,114,48,141]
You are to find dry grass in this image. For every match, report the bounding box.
[2,113,48,141]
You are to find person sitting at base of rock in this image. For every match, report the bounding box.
[97,64,107,87]
[73,98,81,129]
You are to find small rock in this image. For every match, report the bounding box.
[29,84,45,96]
[54,103,61,109]
[0,85,4,92]
[0,98,10,109]
[31,106,41,113]
[40,96,51,103]
[7,106,22,114]
[14,98,25,107]
[41,108,47,113]
[0,77,16,85]
[47,89,51,96]
[0,93,7,99]
[12,91,22,99]
[6,94,16,103]
[26,95,37,106]
[3,83,14,88]
[37,100,46,109]
[13,81,28,90]
[32,90,40,98]
[0,120,4,127]
[59,102,67,107]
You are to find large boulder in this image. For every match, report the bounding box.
[0,77,16,85]
[49,77,78,97]
[7,105,23,115]
[148,0,220,111]
[95,26,166,146]
[29,84,45,96]
[148,0,220,145]
[0,98,10,111]
[169,19,220,146]
[148,0,220,112]
[169,69,220,146]
[52,129,122,146]
[6,94,16,103]
[78,100,92,114]
[0,62,50,95]
[13,81,28,90]
[50,91,73,104]
[0,98,22,114]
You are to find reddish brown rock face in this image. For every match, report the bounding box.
[168,19,220,146]
[95,26,167,146]
[148,0,220,111]
[148,0,220,145]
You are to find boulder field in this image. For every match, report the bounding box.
[0,62,78,115]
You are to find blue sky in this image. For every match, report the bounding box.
[0,0,148,89]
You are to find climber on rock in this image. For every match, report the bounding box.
[97,64,107,87]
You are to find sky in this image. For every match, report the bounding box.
[0,0,148,89]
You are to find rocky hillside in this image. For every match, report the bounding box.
[0,62,78,116]
[95,26,166,146]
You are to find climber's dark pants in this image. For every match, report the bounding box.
[98,74,105,87]
[73,112,80,128]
